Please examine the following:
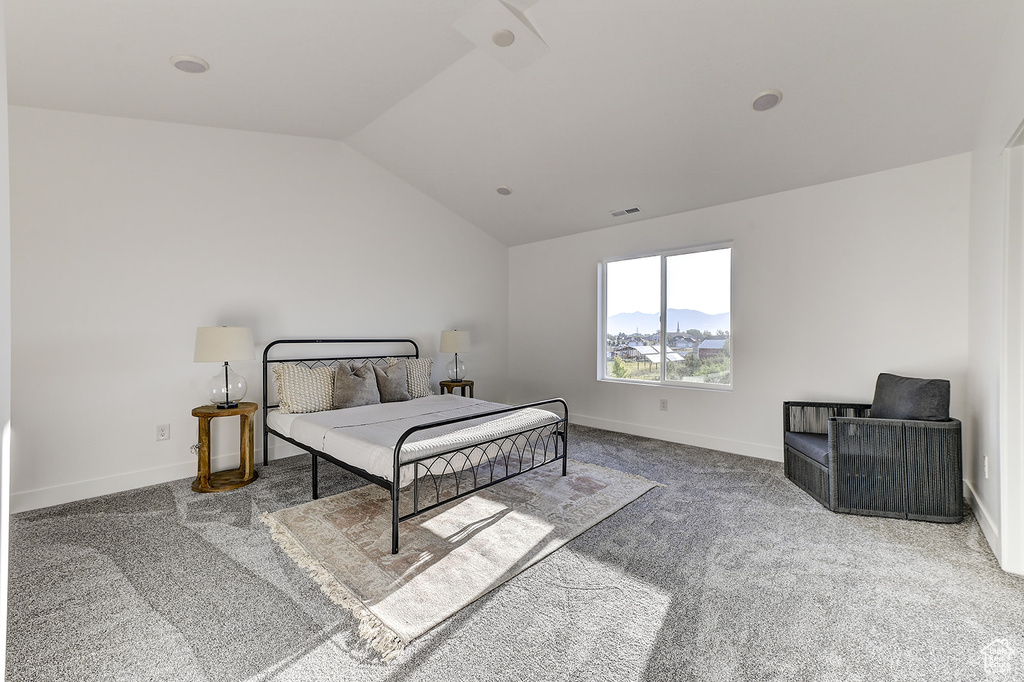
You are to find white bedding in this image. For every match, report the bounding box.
[267,394,560,487]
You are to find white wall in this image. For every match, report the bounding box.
[9,106,509,512]
[0,12,8,440]
[967,2,1024,572]
[509,155,971,461]
[0,0,12,670]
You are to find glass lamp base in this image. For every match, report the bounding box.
[209,363,247,408]
[446,356,467,381]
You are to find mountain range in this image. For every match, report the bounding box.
[608,309,731,336]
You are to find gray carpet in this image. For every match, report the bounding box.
[6,425,1024,681]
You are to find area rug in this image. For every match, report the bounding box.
[261,459,658,660]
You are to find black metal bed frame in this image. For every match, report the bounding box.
[262,338,569,554]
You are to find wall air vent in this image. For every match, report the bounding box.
[610,206,642,218]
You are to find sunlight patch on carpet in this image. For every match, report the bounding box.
[262,460,658,660]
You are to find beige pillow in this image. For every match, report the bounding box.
[334,361,381,409]
[406,357,433,398]
[273,364,334,414]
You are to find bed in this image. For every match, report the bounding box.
[262,338,569,554]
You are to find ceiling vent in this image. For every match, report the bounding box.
[610,206,642,218]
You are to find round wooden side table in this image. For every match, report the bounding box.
[191,401,259,493]
[439,379,475,398]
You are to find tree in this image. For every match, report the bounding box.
[611,355,630,378]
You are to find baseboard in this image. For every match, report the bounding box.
[10,419,776,513]
[964,478,1001,564]
[10,444,304,514]
[572,414,783,462]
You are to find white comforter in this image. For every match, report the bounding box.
[267,394,560,486]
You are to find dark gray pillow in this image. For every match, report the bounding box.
[333,361,381,409]
[374,362,411,403]
[871,373,950,421]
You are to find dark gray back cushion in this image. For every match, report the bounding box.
[871,373,950,421]
[333,360,381,409]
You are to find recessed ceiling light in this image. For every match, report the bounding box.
[170,55,210,74]
[496,187,512,196]
[492,29,516,48]
[752,89,782,111]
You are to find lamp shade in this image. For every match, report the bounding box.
[194,327,255,363]
[440,330,470,354]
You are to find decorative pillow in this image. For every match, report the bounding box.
[406,357,434,398]
[273,364,334,414]
[386,356,434,398]
[374,362,411,403]
[333,360,381,409]
[870,373,950,421]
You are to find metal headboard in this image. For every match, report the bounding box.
[261,338,420,463]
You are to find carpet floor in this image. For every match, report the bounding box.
[6,425,1024,681]
[264,459,658,658]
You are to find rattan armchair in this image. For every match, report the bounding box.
[783,379,964,523]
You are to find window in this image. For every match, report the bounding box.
[601,243,732,388]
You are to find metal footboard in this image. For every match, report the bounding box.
[389,398,569,554]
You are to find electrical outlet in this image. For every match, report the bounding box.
[984,455,989,479]
[156,424,171,441]
[659,399,668,412]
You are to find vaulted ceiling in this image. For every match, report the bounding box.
[5,0,1012,245]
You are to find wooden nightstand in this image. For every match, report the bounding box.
[439,379,475,398]
[191,401,258,493]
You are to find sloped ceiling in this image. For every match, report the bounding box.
[5,0,1011,245]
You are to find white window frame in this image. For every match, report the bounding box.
[598,241,733,390]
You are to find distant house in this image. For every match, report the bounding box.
[614,345,644,361]
[698,339,727,359]
[669,335,697,350]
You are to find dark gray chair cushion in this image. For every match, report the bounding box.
[784,431,829,467]
[871,373,950,421]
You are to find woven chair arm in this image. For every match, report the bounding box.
[824,416,963,522]
[784,401,872,433]
[830,416,961,431]
[828,417,961,462]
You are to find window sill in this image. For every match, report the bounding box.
[599,377,733,391]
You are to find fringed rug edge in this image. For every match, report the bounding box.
[260,511,406,662]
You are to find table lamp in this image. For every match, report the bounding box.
[440,329,470,381]
[194,326,255,409]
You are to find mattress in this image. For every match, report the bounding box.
[266,394,561,486]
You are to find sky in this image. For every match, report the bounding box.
[606,248,731,316]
